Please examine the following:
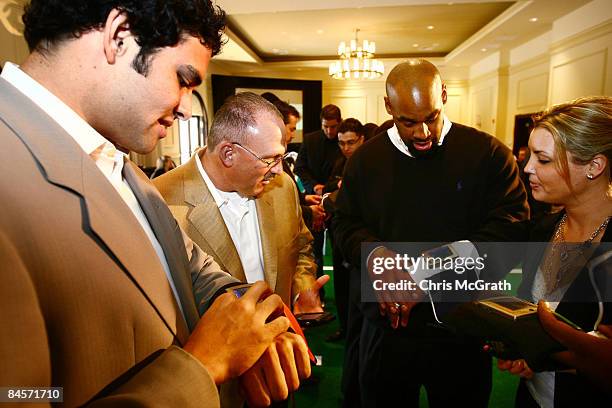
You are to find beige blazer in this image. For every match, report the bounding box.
[0,77,237,407]
[154,150,318,306]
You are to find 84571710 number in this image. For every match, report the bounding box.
[0,387,63,402]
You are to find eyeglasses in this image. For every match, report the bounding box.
[338,138,362,147]
[231,142,287,169]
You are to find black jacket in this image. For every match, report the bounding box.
[518,212,611,407]
[295,129,342,194]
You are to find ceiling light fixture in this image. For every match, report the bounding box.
[529,17,538,22]
[329,28,384,80]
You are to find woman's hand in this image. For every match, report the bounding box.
[496,358,534,379]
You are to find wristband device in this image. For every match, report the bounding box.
[412,241,481,324]
[409,240,481,285]
[224,283,316,363]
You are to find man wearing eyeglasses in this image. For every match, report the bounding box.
[154,92,327,313]
[324,118,366,194]
[154,92,326,406]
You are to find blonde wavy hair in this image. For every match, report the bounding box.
[532,96,612,192]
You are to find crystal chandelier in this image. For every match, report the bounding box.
[329,28,384,80]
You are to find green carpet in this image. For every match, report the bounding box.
[293,239,522,407]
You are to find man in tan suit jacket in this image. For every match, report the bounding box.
[0,2,309,407]
[155,93,326,312]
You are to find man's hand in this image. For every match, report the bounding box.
[304,194,322,205]
[183,281,290,384]
[293,275,330,314]
[313,184,325,196]
[367,246,424,329]
[239,332,311,407]
[310,205,327,232]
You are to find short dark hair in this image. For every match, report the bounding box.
[320,104,342,121]
[208,92,283,150]
[338,118,364,136]
[23,0,226,75]
[260,92,281,104]
[273,100,300,125]
[363,122,378,140]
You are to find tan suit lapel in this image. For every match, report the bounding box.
[0,79,188,343]
[183,154,247,283]
[256,193,278,292]
[123,161,197,335]
[83,165,190,342]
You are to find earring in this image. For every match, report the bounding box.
[587,173,594,180]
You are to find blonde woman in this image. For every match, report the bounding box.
[498,96,612,407]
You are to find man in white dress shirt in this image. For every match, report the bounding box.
[0,1,309,406]
[155,92,328,313]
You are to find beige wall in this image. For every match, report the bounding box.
[548,23,612,104]
[0,0,28,66]
[323,79,387,125]
[466,0,611,148]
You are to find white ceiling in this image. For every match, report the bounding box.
[213,0,592,71]
[0,0,594,72]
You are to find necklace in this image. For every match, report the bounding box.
[543,213,610,293]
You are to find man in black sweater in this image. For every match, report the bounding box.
[333,59,528,407]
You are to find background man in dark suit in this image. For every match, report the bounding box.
[321,118,366,342]
[273,99,327,232]
[295,104,344,292]
[0,1,308,406]
[295,104,344,196]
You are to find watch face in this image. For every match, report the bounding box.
[423,245,456,259]
[228,284,253,298]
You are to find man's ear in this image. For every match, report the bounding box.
[218,143,235,168]
[384,96,393,116]
[441,83,448,105]
[103,8,131,64]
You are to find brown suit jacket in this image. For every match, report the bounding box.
[154,149,318,306]
[0,77,238,407]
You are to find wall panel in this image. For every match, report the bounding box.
[550,50,607,104]
[330,96,367,123]
[517,73,549,109]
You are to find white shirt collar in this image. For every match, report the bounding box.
[1,62,108,156]
[387,114,453,158]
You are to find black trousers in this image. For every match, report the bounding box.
[312,230,325,297]
[341,268,363,408]
[515,379,539,408]
[328,228,349,334]
[358,318,492,408]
